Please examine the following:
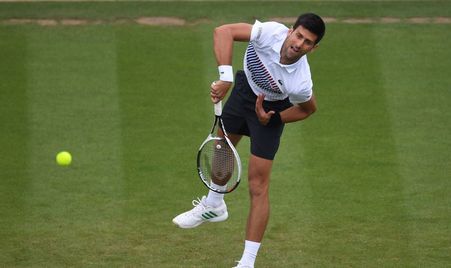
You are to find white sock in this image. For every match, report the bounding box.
[239,240,261,267]
[205,182,225,207]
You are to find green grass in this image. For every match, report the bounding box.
[1,1,451,21]
[1,1,450,267]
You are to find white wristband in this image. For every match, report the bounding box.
[218,65,234,82]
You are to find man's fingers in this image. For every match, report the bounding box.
[211,80,232,102]
[210,81,221,101]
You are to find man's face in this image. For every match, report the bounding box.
[280,25,318,64]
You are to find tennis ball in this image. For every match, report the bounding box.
[56,151,72,166]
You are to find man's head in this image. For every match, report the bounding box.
[293,13,326,45]
[280,13,325,64]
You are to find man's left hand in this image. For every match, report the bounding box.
[255,94,275,125]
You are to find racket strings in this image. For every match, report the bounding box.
[199,139,238,190]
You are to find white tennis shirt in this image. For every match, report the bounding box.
[243,20,313,104]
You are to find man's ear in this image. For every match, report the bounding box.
[310,44,319,53]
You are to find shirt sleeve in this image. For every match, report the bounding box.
[289,83,313,104]
[250,20,263,42]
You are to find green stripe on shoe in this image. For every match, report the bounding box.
[202,211,218,219]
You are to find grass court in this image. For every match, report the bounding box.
[1,1,450,267]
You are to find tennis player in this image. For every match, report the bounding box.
[173,13,325,268]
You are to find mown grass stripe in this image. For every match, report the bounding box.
[374,24,451,266]
[22,27,124,266]
[0,27,30,266]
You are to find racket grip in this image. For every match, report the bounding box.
[214,101,222,116]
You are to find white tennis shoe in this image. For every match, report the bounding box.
[172,196,228,228]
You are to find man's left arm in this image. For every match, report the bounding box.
[280,95,317,123]
[255,94,317,125]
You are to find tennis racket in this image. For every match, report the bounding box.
[197,100,241,194]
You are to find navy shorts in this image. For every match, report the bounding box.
[222,71,293,160]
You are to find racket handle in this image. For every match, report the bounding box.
[214,101,222,116]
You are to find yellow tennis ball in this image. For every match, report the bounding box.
[56,151,72,166]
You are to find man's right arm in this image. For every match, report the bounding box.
[210,23,253,103]
[213,23,253,66]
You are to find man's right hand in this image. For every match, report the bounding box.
[210,80,232,103]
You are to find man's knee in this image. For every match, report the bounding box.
[248,154,273,198]
[248,174,269,198]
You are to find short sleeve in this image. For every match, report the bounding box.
[250,20,288,48]
[250,20,263,42]
[289,81,313,104]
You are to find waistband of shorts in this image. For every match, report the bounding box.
[235,70,291,106]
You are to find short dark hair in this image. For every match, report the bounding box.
[293,13,326,44]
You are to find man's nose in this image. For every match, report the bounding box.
[295,38,305,48]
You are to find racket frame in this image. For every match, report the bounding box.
[197,101,242,194]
